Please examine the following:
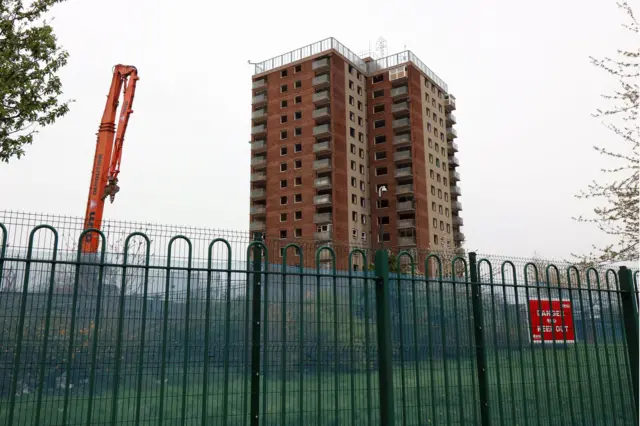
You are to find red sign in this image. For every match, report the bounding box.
[528,299,575,343]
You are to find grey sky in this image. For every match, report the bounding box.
[0,0,633,259]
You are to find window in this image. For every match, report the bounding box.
[440,221,445,231]
[446,224,451,233]
[280,162,287,172]
[281,100,288,108]
[443,178,448,186]
[433,218,438,228]
[445,208,449,217]
[295,210,302,220]
[352,194,357,204]
[359,148,365,159]
[281,70,288,77]
[435,142,439,151]
[428,138,433,148]
[434,128,439,136]
[294,127,302,136]
[429,154,433,164]
[375,135,386,145]
[357,71,361,80]
[439,205,444,214]
[430,169,434,178]
[294,143,302,152]
[280,179,287,188]
[433,113,437,121]
[440,118,444,127]
[358,117,363,126]
[427,108,431,116]
[375,151,386,160]
[357,100,363,111]
[441,148,445,156]
[360,181,365,191]
[280,196,287,205]
[425,93,430,101]
[280,230,287,239]
[280,130,288,140]
[374,119,385,129]
[280,115,288,124]
[360,197,366,207]
[280,146,287,156]
[348,64,354,74]
[349,111,355,122]
[294,159,302,169]
[445,193,449,201]
[349,80,354,89]
[357,86,363,95]
[280,84,288,93]
[295,228,302,238]
[294,193,302,203]
[374,104,385,113]
[349,95,355,105]
[295,95,302,104]
[352,229,358,239]
[437,173,441,183]
[438,189,442,198]
[351,160,356,170]
[351,177,357,187]
[280,212,287,221]
[443,163,447,171]
[372,74,384,83]
[432,202,436,211]
[377,199,389,209]
[295,176,302,186]
[431,185,436,195]
[359,164,365,174]
[440,132,444,141]
[361,232,367,241]
[361,214,367,224]
[350,127,356,137]
[294,80,301,89]
[376,166,387,176]
[373,89,384,99]
[359,132,364,142]
[350,143,356,154]
[294,64,302,73]
[294,111,302,120]
[427,123,432,132]
[434,235,438,245]
[352,211,358,222]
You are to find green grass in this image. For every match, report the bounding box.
[0,346,635,426]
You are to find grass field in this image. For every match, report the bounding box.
[0,346,635,426]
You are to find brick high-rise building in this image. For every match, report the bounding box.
[249,38,463,270]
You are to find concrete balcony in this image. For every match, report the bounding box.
[451,185,462,196]
[448,156,460,168]
[446,112,457,126]
[313,158,331,171]
[250,172,266,182]
[396,184,414,195]
[252,79,266,90]
[313,141,331,154]
[390,86,409,99]
[314,194,332,206]
[312,90,330,105]
[392,117,411,132]
[312,107,330,121]
[314,213,332,224]
[447,141,459,152]
[391,101,410,117]
[251,124,266,137]
[394,150,411,162]
[395,167,412,179]
[314,176,332,189]
[250,188,266,199]
[397,219,416,229]
[312,57,330,72]
[249,221,265,231]
[394,133,411,147]
[444,94,456,111]
[397,236,417,247]
[251,157,266,168]
[450,171,461,182]
[250,205,266,215]
[314,230,332,241]
[397,201,415,212]
[313,124,331,138]
[454,232,465,242]
[252,93,266,106]
[452,201,463,211]
[312,74,330,88]
[251,108,267,122]
[452,216,464,227]
[251,140,266,152]
[447,127,458,140]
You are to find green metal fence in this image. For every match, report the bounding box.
[0,212,638,425]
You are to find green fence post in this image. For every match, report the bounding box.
[374,249,395,425]
[250,233,264,426]
[469,252,490,425]
[619,265,639,416]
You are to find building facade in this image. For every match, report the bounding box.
[249,38,463,270]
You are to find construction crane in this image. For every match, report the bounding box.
[81,64,139,253]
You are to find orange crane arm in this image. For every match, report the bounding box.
[82,65,139,253]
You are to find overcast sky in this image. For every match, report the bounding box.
[0,0,634,260]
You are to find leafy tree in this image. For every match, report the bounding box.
[575,1,639,263]
[0,0,72,163]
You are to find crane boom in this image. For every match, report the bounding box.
[82,65,139,253]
